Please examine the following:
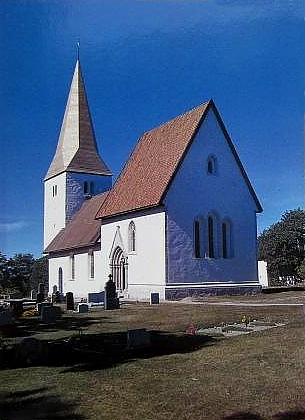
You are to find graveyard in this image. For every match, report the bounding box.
[0,291,304,420]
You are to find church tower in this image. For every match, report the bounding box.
[44,59,112,249]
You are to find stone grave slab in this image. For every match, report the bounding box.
[77,303,89,313]
[37,302,53,315]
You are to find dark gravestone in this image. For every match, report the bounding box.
[127,329,151,349]
[38,283,45,294]
[52,285,57,294]
[36,292,44,304]
[37,302,53,316]
[88,291,105,303]
[150,293,160,305]
[66,292,74,310]
[9,300,23,318]
[77,303,89,313]
[104,275,119,310]
[55,291,62,303]
[41,306,62,323]
[0,311,14,326]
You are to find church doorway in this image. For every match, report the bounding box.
[110,247,128,294]
[58,267,63,294]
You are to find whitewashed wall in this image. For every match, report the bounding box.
[164,107,260,287]
[48,249,102,299]
[44,171,111,249]
[44,173,67,249]
[100,208,166,300]
[258,261,269,287]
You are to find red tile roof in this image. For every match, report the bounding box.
[45,191,109,253]
[96,102,211,219]
[96,100,262,219]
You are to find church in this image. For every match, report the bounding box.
[44,59,263,301]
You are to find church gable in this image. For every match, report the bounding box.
[163,103,262,213]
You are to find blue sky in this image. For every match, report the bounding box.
[0,0,304,258]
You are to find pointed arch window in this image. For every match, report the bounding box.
[222,220,232,259]
[89,253,94,279]
[194,218,202,258]
[128,221,136,253]
[208,216,216,258]
[207,155,217,175]
[58,267,63,293]
[70,255,75,280]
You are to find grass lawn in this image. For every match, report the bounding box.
[1,292,305,420]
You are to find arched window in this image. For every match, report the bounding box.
[58,267,63,293]
[207,155,217,175]
[208,216,215,258]
[222,220,232,258]
[89,253,94,279]
[90,182,94,195]
[70,255,75,280]
[128,221,136,252]
[194,219,202,258]
[83,181,88,194]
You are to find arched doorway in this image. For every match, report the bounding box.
[58,267,63,294]
[110,247,128,293]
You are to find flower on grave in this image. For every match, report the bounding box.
[185,324,196,335]
[241,315,250,327]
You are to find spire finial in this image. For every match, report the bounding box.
[77,40,80,61]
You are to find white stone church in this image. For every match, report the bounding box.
[44,59,263,301]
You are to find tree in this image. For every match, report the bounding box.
[258,209,305,284]
[6,254,36,296]
[30,256,49,294]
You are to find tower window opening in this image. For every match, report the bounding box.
[90,182,94,195]
[84,181,88,194]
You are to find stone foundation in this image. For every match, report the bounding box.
[165,285,262,300]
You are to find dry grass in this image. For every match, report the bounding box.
[1,292,305,420]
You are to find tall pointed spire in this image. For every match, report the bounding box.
[45,60,111,180]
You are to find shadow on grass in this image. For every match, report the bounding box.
[1,386,86,420]
[59,330,217,373]
[222,410,305,420]
[9,315,104,337]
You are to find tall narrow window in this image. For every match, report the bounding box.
[222,220,232,258]
[208,216,215,258]
[58,267,63,293]
[84,181,88,194]
[70,255,75,280]
[128,221,136,252]
[90,182,94,195]
[222,223,228,258]
[194,219,201,258]
[90,254,94,279]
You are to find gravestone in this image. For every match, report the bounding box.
[9,300,23,318]
[36,292,44,304]
[36,302,53,316]
[0,311,14,326]
[77,303,89,313]
[66,292,74,310]
[41,306,62,323]
[88,291,104,304]
[30,290,37,300]
[150,293,160,305]
[38,283,45,294]
[127,329,151,348]
[52,285,57,294]
[104,275,119,310]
